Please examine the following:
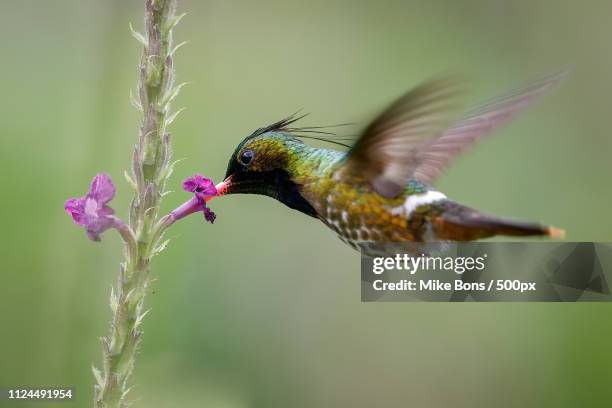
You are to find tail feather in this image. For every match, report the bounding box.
[432,202,564,241]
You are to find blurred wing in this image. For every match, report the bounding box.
[345,77,463,198]
[413,70,567,184]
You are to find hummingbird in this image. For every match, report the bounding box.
[217,72,565,251]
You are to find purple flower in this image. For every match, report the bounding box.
[177,174,218,224]
[182,174,217,198]
[64,173,120,241]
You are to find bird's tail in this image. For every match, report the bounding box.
[431,201,565,241]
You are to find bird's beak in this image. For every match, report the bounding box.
[214,171,273,195]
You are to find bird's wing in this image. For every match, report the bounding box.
[344,77,463,198]
[412,70,566,184]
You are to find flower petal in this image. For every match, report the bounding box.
[203,206,216,223]
[98,205,115,217]
[198,178,217,196]
[182,177,198,192]
[86,229,102,242]
[89,173,116,204]
[64,197,85,225]
[183,174,217,196]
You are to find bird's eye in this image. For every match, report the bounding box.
[239,149,255,166]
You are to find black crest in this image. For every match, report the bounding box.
[244,112,355,149]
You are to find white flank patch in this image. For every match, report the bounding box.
[389,191,447,217]
[341,211,349,223]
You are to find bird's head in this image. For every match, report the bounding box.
[222,131,300,195]
[218,115,320,217]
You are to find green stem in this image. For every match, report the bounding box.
[94,1,182,406]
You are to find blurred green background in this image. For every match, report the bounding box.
[2,0,612,407]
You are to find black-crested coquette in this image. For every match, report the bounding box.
[216,72,566,249]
